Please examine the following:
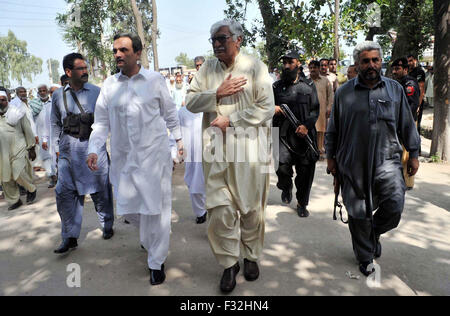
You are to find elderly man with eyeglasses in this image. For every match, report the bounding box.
[186,19,275,293]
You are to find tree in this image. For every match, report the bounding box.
[175,53,195,69]
[130,0,149,68]
[57,0,157,77]
[0,30,42,87]
[151,0,159,71]
[430,0,449,161]
[47,59,60,84]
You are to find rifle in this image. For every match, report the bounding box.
[326,167,347,224]
[279,103,320,159]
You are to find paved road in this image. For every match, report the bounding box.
[0,157,449,296]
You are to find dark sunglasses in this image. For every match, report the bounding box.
[208,35,232,44]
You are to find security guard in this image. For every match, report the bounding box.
[391,57,420,189]
[273,50,320,218]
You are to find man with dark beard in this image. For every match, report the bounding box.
[273,50,320,218]
[326,42,420,276]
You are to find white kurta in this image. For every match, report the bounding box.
[178,106,205,194]
[9,98,38,137]
[33,99,53,161]
[88,67,181,216]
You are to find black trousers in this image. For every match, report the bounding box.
[276,147,316,206]
[348,207,402,263]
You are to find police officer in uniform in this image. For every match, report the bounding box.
[391,57,420,189]
[273,50,320,218]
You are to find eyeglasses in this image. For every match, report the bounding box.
[208,35,232,45]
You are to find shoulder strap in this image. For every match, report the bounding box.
[62,89,70,113]
[69,89,86,114]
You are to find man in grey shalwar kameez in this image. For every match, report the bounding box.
[51,53,114,254]
[325,42,420,276]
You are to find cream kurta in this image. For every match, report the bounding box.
[313,75,334,132]
[186,53,275,215]
[0,110,35,183]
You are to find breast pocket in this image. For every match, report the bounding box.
[376,100,395,122]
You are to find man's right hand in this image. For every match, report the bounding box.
[42,142,48,151]
[216,74,247,102]
[327,158,337,176]
[274,105,285,116]
[86,153,98,171]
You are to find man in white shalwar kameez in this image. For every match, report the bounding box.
[87,33,183,286]
[178,106,207,223]
[29,84,57,188]
[0,90,37,210]
[186,20,275,293]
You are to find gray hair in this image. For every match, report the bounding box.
[353,41,383,64]
[37,84,48,89]
[210,19,244,41]
[194,56,205,64]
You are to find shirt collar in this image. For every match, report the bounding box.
[118,65,146,80]
[354,75,386,90]
[64,83,90,92]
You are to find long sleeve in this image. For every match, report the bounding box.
[303,83,320,131]
[41,102,52,144]
[325,91,339,159]
[229,61,275,128]
[51,92,62,153]
[326,80,334,112]
[397,87,420,158]
[20,115,36,149]
[186,62,219,114]
[88,87,110,155]
[159,76,181,140]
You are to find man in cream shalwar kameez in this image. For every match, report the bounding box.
[87,33,183,285]
[186,20,275,293]
[0,91,37,210]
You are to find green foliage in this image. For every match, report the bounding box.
[56,0,154,78]
[430,155,441,163]
[0,30,43,86]
[175,53,195,69]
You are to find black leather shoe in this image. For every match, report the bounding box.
[281,190,292,204]
[19,186,26,196]
[297,205,310,218]
[359,260,375,276]
[26,190,37,204]
[54,238,78,254]
[48,176,57,188]
[103,228,114,240]
[196,212,207,224]
[243,258,259,281]
[374,236,382,258]
[149,264,166,285]
[220,262,240,293]
[8,199,23,211]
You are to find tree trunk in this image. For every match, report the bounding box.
[334,0,340,62]
[257,0,277,69]
[130,0,150,69]
[151,0,159,71]
[430,0,450,161]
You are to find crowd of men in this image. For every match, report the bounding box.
[0,18,429,293]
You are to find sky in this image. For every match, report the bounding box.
[0,0,252,89]
[0,0,358,89]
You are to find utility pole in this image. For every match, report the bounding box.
[130,0,150,69]
[334,0,340,62]
[151,0,159,71]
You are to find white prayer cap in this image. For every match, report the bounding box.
[0,91,7,98]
